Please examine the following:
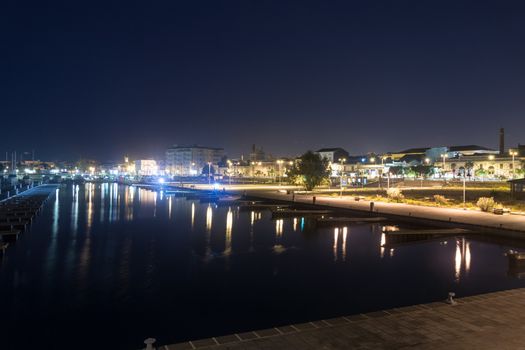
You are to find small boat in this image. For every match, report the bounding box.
[216,195,242,204]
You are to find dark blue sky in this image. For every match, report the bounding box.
[1,0,525,161]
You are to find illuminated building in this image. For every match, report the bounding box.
[165,145,224,175]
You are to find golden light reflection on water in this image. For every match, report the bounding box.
[100,183,105,223]
[125,186,134,221]
[71,185,79,234]
[332,227,348,261]
[225,207,233,255]
[333,228,339,261]
[380,233,386,259]
[168,197,172,220]
[250,211,261,226]
[275,219,283,236]
[455,238,471,282]
[86,183,94,231]
[206,204,213,233]
[341,227,347,261]
[191,202,195,230]
[293,218,297,231]
[455,240,462,281]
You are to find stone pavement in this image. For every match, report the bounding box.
[161,288,525,349]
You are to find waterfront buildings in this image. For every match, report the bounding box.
[165,145,224,176]
[134,159,158,176]
[315,148,350,163]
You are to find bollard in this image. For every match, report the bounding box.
[370,201,374,212]
[312,196,316,204]
[144,338,156,350]
[446,292,457,305]
[292,193,295,202]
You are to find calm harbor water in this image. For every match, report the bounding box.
[1,183,525,349]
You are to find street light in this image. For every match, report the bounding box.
[510,150,518,179]
[277,160,284,186]
[440,153,448,177]
[338,158,346,197]
[227,160,232,185]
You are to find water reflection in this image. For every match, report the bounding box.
[191,202,195,230]
[52,188,59,236]
[333,228,339,261]
[341,227,347,262]
[455,238,471,282]
[100,183,106,223]
[206,204,213,233]
[225,208,233,255]
[86,183,94,231]
[333,227,348,261]
[71,184,79,235]
[380,233,386,258]
[5,184,525,350]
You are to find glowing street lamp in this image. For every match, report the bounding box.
[227,160,232,185]
[440,153,448,176]
[510,150,518,179]
[277,160,284,186]
[338,157,346,197]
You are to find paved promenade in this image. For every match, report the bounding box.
[243,189,525,235]
[162,288,525,349]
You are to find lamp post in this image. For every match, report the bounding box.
[441,153,448,178]
[277,160,283,186]
[338,157,346,197]
[510,150,518,179]
[488,155,495,179]
[227,160,232,185]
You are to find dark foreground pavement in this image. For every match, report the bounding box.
[161,288,525,350]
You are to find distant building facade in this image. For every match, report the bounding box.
[315,148,350,163]
[134,160,158,176]
[165,145,224,175]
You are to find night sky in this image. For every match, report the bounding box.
[1,0,525,161]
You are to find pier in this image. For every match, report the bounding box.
[159,288,525,349]
[238,189,525,237]
[0,185,58,245]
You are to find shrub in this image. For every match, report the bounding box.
[477,197,495,212]
[387,188,404,202]
[433,195,448,205]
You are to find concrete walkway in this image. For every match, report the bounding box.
[162,288,525,349]
[244,190,525,235]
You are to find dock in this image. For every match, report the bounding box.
[385,228,472,236]
[271,209,332,219]
[0,184,58,250]
[159,288,525,350]
[240,190,525,237]
[316,216,387,227]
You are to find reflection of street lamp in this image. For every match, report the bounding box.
[338,158,346,197]
[207,162,211,184]
[277,160,283,186]
[510,150,518,179]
